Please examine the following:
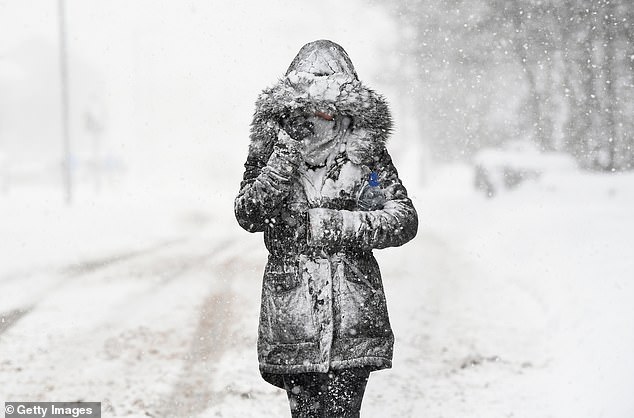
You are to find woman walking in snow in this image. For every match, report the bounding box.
[235,40,418,417]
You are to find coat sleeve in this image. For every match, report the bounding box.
[306,148,418,250]
[234,117,303,233]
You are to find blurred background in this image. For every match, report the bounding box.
[1,1,634,417]
[2,0,633,200]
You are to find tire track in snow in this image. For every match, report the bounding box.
[156,246,249,417]
[0,238,191,336]
[158,287,234,416]
[0,238,187,285]
[0,307,32,337]
[62,238,188,277]
[0,231,255,416]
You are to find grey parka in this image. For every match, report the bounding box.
[234,40,418,388]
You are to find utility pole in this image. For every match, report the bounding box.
[58,0,72,204]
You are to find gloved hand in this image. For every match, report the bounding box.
[279,111,315,141]
[265,129,304,181]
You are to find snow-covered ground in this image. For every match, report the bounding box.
[1,163,633,418]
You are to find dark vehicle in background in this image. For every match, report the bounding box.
[473,141,577,198]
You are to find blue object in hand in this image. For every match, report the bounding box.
[369,171,380,187]
[358,171,386,211]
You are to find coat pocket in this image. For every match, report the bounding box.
[262,260,317,344]
[265,264,301,292]
[338,255,391,338]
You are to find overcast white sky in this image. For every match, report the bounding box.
[0,1,405,193]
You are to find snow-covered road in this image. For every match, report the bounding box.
[2,165,634,417]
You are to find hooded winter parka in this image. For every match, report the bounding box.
[234,40,418,388]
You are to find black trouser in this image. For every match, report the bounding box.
[282,368,371,418]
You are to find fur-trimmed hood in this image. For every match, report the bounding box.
[251,40,393,148]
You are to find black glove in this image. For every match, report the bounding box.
[279,111,314,141]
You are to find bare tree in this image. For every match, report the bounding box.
[383,0,634,170]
